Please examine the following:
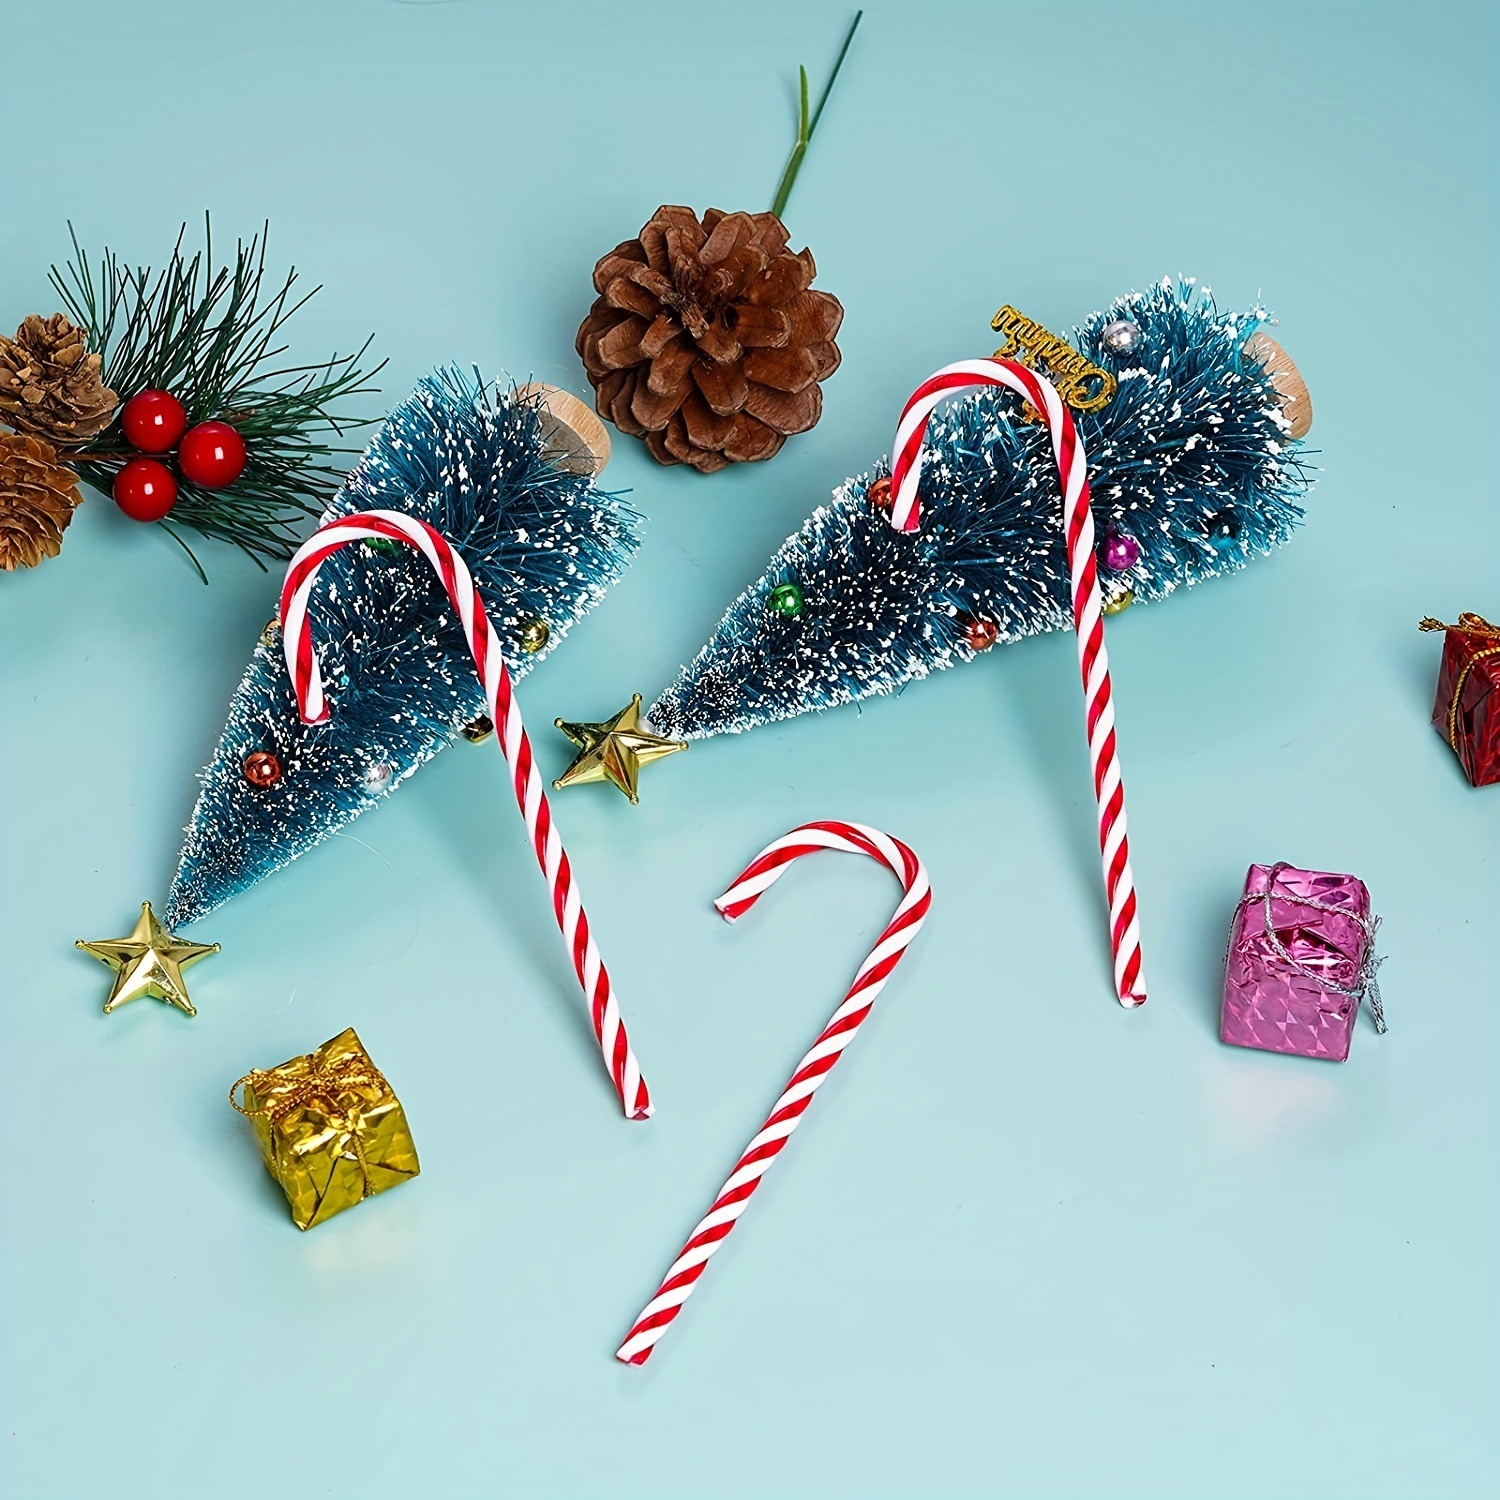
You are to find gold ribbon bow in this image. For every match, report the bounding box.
[231,1052,391,1202]
[1420,613,1500,751]
[230,1055,388,1121]
[1419,612,1500,638]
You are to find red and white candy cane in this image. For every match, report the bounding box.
[616,820,930,1365]
[890,359,1146,1008]
[279,508,653,1120]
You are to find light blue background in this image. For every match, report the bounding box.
[1,2,1496,1496]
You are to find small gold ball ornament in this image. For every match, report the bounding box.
[461,714,494,743]
[517,618,550,654]
[1103,589,1135,616]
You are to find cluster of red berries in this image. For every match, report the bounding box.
[111,389,248,522]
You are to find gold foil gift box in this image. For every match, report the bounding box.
[231,1027,419,1229]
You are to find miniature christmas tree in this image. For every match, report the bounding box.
[166,369,635,927]
[647,278,1313,740]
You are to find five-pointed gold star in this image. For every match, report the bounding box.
[552,693,686,804]
[76,902,220,1016]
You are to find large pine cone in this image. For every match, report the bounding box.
[0,433,83,570]
[577,206,842,474]
[0,313,118,448]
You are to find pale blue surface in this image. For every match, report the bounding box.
[1,2,1496,1496]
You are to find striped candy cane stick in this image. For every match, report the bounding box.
[889,359,1146,1008]
[616,820,930,1365]
[279,509,653,1120]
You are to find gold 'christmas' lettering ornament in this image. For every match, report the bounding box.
[991,304,1117,414]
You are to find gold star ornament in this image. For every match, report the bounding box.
[552,693,686,804]
[76,902,220,1016]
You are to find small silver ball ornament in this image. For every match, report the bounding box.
[363,761,393,792]
[1100,319,1141,356]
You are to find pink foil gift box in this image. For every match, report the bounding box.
[1220,862,1385,1062]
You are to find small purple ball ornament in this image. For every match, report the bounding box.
[1102,528,1141,573]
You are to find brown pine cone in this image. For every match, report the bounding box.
[576,206,843,474]
[0,433,83,570]
[0,313,118,448]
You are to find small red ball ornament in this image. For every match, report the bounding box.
[242,751,283,788]
[112,458,179,521]
[178,421,247,488]
[119,389,188,453]
[963,616,1000,652]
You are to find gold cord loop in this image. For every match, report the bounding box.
[1422,615,1500,752]
[229,1056,389,1120]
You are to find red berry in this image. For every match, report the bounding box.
[178,421,247,488]
[112,458,178,522]
[119,389,188,453]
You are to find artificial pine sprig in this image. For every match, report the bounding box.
[51,217,383,577]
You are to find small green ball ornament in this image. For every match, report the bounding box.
[767,582,804,619]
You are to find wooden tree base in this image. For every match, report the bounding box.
[517,383,612,477]
[1244,332,1312,440]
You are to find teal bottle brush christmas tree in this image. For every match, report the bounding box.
[647,279,1314,740]
[165,370,636,926]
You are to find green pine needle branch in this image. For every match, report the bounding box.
[52,216,384,579]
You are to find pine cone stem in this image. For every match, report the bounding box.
[769,10,863,219]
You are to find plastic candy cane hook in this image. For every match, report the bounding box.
[616,820,931,1365]
[890,358,1146,1007]
[280,509,653,1120]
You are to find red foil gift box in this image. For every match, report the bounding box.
[1221,863,1385,1062]
[1421,613,1500,787]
